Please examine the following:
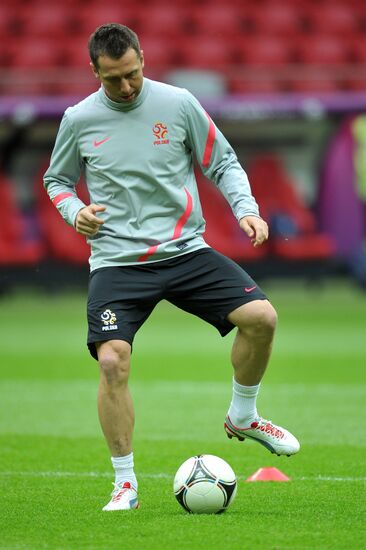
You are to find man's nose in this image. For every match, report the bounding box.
[120,79,131,93]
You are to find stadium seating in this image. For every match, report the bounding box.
[63,36,92,68]
[0,0,364,269]
[195,169,268,263]
[177,36,234,70]
[5,38,64,94]
[9,38,62,68]
[247,155,335,261]
[0,174,44,266]
[350,39,366,64]
[17,5,77,38]
[74,5,137,35]
[228,76,284,94]
[234,35,295,66]
[138,34,180,72]
[135,5,191,37]
[244,3,305,36]
[288,70,341,93]
[295,34,351,66]
[188,6,244,37]
[1,0,366,93]
[0,6,20,39]
[302,4,360,35]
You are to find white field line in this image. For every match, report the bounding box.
[0,471,365,482]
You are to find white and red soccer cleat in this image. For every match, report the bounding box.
[224,415,300,456]
[102,481,139,511]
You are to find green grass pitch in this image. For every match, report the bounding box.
[0,280,365,549]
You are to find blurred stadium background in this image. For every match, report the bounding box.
[1,0,366,290]
[1,0,366,291]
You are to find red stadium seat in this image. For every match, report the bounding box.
[0,6,20,37]
[271,234,336,261]
[63,36,91,68]
[349,38,366,63]
[234,35,294,66]
[74,5,137,35]
[0,174,44,266]
[247,155,335,261]
[9,38,62,68]
[5,37,63,93]
[135,5,190,37]
[295,35,350,65]
[196,170,268,262]
[178,36,234,70]
[244,3,304,36]
[189,6,244,37]
[248,155,317,233]
[18,5,77,38]
[138,34,179,72]
[303,4,360,35]
[355,4,366,28]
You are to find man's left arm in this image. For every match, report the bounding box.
[184,92,268,247]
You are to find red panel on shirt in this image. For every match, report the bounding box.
[172,187,193,240]
[138,186,193,262]
[202,112,216,168]
[137,244,159,263]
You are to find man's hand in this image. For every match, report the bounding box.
[75,204,106,236]
[239,215,269,247]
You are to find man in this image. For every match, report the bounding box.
[44,23,299,512]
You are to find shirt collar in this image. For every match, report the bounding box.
[98,78,149,111]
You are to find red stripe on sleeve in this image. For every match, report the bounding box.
[52,192,74,206]
[202,112,216,168]
[172,187,193,240]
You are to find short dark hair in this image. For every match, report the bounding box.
[88,23,141,68]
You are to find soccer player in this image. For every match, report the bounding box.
[44,24,300,512]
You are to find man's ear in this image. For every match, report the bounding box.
[90,62,99,79]
[140,50,145,69]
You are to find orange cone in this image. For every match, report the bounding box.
[246,467,291,482]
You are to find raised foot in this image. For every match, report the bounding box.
[224,415,300,456]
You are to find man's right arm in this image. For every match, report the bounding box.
[43,113,87,227]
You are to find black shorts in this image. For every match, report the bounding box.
[87,248,267,360]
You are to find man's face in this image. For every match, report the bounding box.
[92,47,144,103]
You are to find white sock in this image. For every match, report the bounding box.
[111,453,138,490]
[227,378,260,427]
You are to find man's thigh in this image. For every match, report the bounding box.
[87,265,163,359]
[164,248,267,336]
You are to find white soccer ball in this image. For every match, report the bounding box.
[173,454,237,514]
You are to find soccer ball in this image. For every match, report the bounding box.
[173,454,237,514]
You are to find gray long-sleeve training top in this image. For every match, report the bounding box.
[44,78,259,271]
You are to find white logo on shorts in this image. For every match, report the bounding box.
[101,309,118,331]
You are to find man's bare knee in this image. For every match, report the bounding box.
[229,300,278,338]
[97,340,131,386]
